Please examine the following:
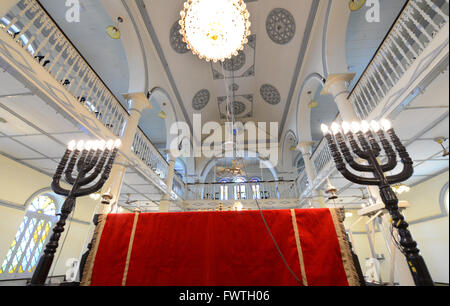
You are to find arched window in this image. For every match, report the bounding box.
[219,178,230,201]
[250,177,261,199]
[0,192,60,279]
[233,177,247,200]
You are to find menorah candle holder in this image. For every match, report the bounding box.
[321,119,433,286]
[30,139,121,286]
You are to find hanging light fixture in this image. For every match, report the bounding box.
[308,100,319,109]
[158,111,167,119]
[435,137,449,157]
[106,17,123,40]
[349,0,366,11]
[178,0,251,62]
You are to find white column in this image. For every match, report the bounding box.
[321,73,358,122]
[97,92,151,214]
[159,155,176,212]
[298,142,326,208]
[0,0,19,18]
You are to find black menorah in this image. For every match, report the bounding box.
[321,119,433,286]
[30,139,121,286]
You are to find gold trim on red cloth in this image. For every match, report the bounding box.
[290,209,308,286]
[121,212,140,286]
[80,214,107,286]
[329,208,361,286]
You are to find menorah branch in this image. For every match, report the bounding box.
[322,119,434,286]
[30,139,121,286]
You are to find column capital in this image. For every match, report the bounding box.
[321,73,356,96]
[122,92,152,113]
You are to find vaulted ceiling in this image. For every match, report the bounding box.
[138,0,317,132]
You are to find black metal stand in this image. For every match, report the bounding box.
[30,140,119,286]
[322,121,434,286]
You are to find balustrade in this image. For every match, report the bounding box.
[131,128,169,181]
[0,0,128,137]
[185,181,298,201]
[349,0,449,120]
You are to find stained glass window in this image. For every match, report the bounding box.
[0,194,59,278]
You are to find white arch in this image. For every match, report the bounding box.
[147,87,179,150]
[100,0,148,93]
[324,1,351,75]
[281,130,298,171]
[295,73,325,143]
[199,150,279,184]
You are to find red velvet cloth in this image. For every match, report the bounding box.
[89,209,351,286]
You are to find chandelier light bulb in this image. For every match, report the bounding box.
[106,140,115,150]
[351,122,361,133]
[179,0,251,62]
[381,119,392,131]
[114,139,122,148]
[361,121,371,133]
[341,121,351,134]
[98,140,106,151]
[67,140,77,151]
[331,122,341,135]
[321,124,330,135]
[370,120,381,132]
[76,140,85,151]
[85,141,94,151]
[92,140,101,151]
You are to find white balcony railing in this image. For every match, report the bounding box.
[185,181,299,201]
[1,0,179,197]
[131,128,169,180]
[349,0,449,120]
[0,0,128,137]
[305,0,448,189]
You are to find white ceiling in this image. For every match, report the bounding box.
[140,0,315,128]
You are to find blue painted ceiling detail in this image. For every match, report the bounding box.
[260,84,281,105]
[192,89,211,111]
[170,20,189,54]
[266,8,296,45]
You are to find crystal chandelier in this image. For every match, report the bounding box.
[179,0,251,62]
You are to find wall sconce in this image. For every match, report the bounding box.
[434,137,449,157]
[106,17,123,40]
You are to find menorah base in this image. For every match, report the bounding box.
[406,254,434,286]
[30,254,55,286]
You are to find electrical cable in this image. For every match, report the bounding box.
[218,56,302,285]
[240,161,303,285]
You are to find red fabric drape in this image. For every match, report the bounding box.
[88,209,352,286]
